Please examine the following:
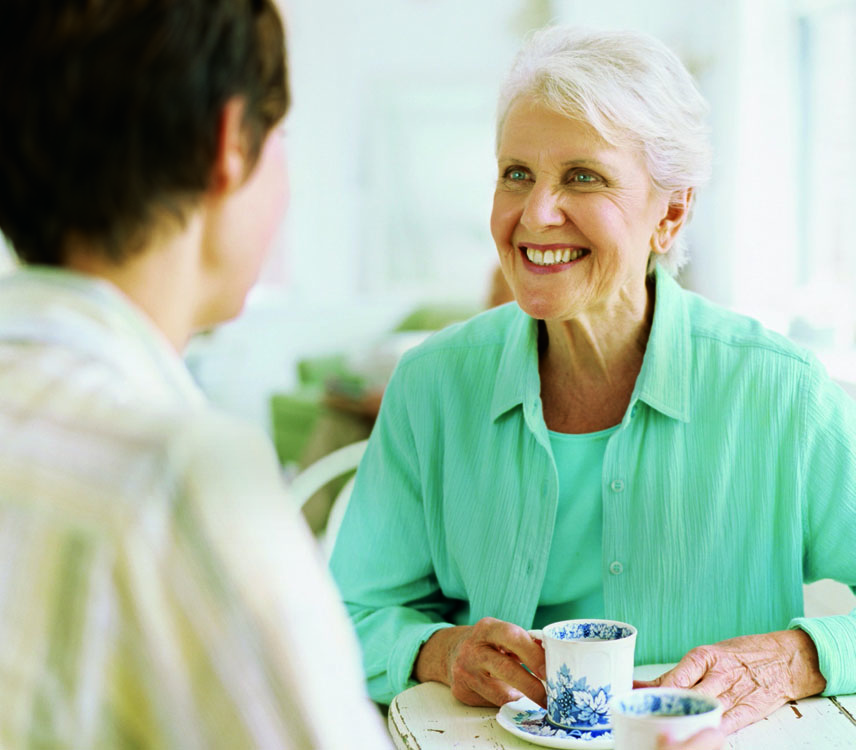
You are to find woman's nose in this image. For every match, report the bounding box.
[521,183,566,230]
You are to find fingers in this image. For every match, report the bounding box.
[484,619,547,679]
[449,618,548,708]
[451,657,544,708]
[656,647,716,690]
[480,644,547,705]
[657,727,726,750]
[697,660,780,731]
[450,663,538,708]
[686,673,735,705]
[450,673,524,708]
[634,678,660,688]
[719,699,765,735]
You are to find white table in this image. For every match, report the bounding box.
[388,666,856,749]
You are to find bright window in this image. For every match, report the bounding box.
[720,0,856,384]
[792,0,856,351]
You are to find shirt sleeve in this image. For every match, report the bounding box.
[330,360,456,704]
[788,364,856,697]
[154,413,393,749]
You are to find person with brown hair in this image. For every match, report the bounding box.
[0,1,391,747]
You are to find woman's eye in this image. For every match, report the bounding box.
[503,168,529,182]
[569,171,600,185]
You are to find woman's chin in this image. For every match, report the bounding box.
[513,295,573,322]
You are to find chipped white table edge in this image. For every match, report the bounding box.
[388,665,856,749]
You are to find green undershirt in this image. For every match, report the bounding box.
[533,426,617,628]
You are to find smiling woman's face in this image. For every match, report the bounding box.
[490,97,670,323]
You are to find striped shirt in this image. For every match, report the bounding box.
[0,267,391,749]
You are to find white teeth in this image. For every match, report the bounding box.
[524,246,587,266]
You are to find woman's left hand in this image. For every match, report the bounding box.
[637,629,827,734]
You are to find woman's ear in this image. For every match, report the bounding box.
[651,187,693,254]
[209,97,250,195]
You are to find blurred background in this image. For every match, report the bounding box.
[1,0,854,460]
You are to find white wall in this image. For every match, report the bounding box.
[278,0,529,305]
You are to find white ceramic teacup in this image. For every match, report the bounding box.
[611,687,723,749]
[531,618,637,732]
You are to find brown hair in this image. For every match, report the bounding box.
[0,0,290,265]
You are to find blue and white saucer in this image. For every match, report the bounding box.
[496,697,614,749]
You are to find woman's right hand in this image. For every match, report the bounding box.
[413,617,547,707]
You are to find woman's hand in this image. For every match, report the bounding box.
[657,728,726,749]
[637,630,826,734]
[413,617,547,707]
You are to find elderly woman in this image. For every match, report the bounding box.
[330,25,856,741]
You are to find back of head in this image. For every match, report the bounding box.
[0,0,289,266]
[497,26,712,273]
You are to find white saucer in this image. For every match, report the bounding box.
[496,697,614,749]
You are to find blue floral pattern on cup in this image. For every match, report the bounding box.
[546,621,634,642]
[615,691,719,717]
[546,667,611,729]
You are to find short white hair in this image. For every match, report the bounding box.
[496,26,712,275]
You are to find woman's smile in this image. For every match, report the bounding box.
[520,243,591,272]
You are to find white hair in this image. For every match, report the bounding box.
[496,26,712,275]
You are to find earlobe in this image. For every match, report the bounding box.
[210,97,250,194]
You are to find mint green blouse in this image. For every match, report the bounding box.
[330,267,856,705]
[533,427,615,627]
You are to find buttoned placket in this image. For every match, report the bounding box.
[516,395,559,629]
[601,400,642,619]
